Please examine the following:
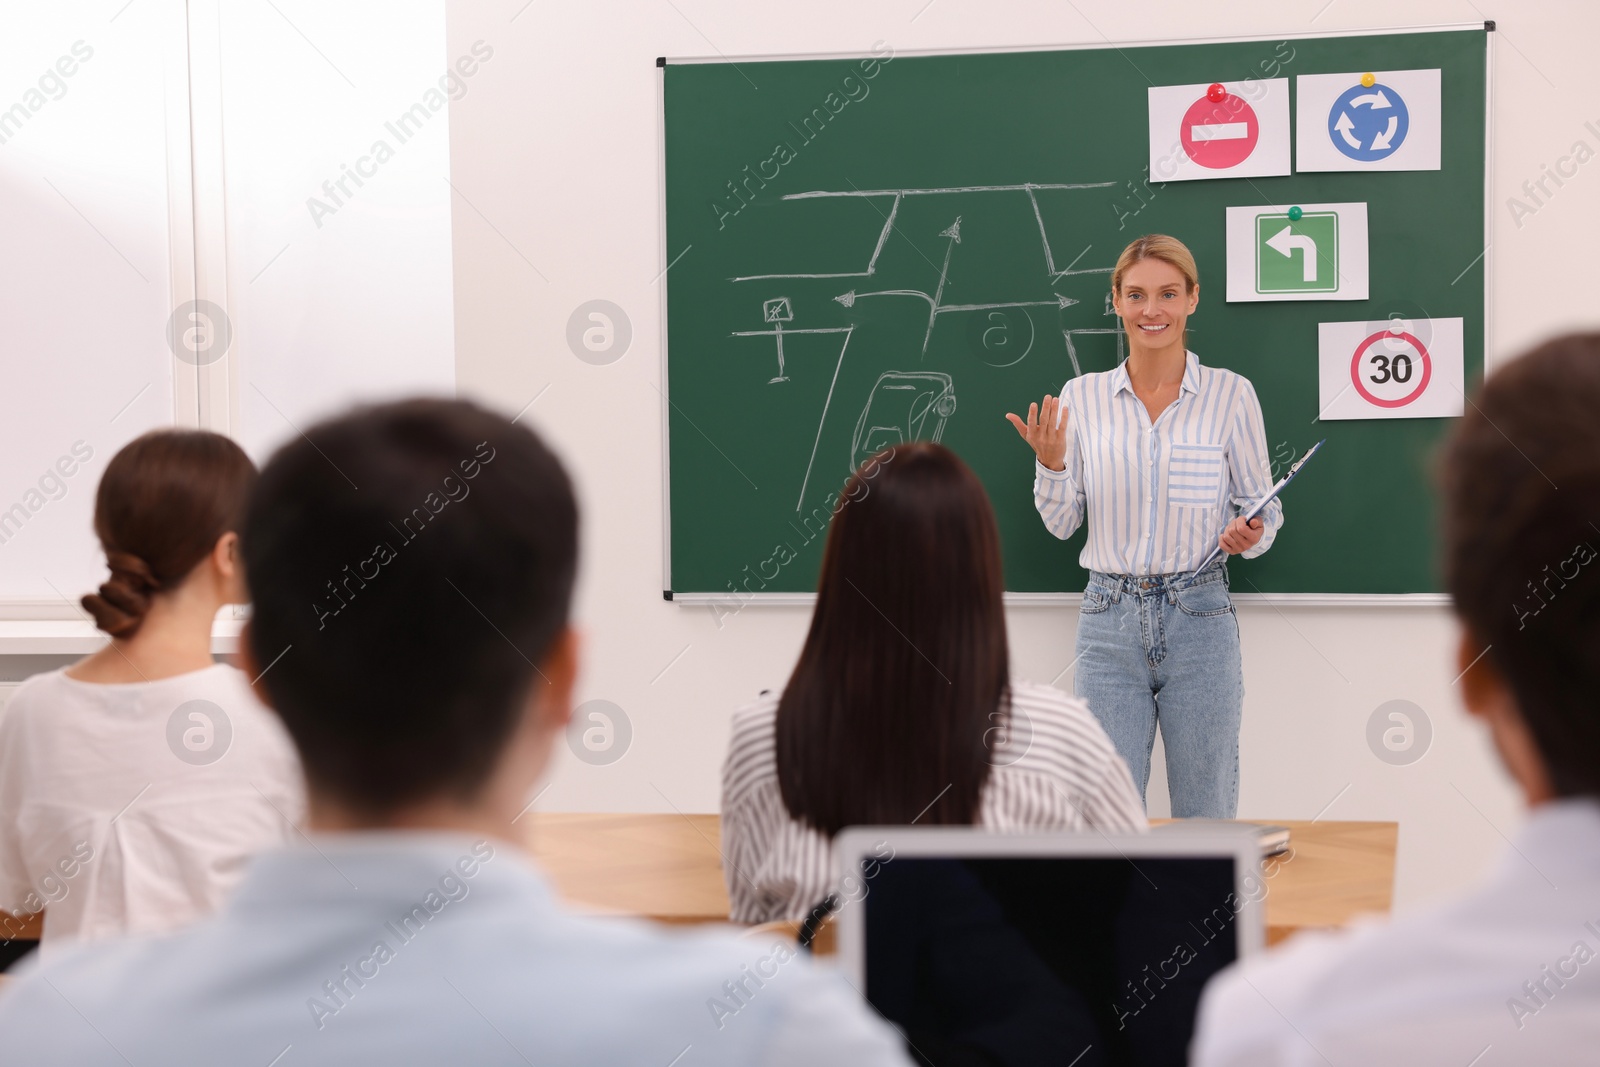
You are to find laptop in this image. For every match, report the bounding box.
[833,826,1265,1067]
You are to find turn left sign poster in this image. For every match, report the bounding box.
[1148,80,1290,182]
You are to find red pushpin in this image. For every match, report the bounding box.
[1207,82,1226,102]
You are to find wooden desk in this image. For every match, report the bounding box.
[521,814,1397,945]
[524,813,730,924]
[1157,819,1399,946]
[0,912,42,941]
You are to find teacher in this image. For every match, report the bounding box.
[1005,234,1282,819]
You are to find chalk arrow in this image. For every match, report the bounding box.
[1334,112,1362,150]
[939,294,1082,313]
[1265,225,1318,283]
[838,288,935,310]
[938,216,963,243]
[1370,115,1399,151]
[1350,90,1392,109]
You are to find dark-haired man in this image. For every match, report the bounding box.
[0,400,910,1065]
[1192,334,1600,1065]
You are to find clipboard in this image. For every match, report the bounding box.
[1191,439,1325,577]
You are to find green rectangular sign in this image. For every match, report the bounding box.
[1255,211,1339,294]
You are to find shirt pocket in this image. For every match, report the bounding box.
[1166,443,1225,508]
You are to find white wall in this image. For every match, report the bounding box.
[443,0,1600,912]
[215,0,458,460]
[0,5,180,601]
[0,0,459,602]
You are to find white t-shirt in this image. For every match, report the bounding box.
[0,663,305,951]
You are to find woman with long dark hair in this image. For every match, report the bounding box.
[0,430,303,950]
[721,442,1144,924]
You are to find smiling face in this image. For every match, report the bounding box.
[1114,257,1199,354]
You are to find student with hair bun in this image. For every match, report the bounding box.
[0,430,303,951]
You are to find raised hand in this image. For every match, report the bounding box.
[1004,394,1069,472]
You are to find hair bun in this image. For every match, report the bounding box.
[105,550,159,591]
[82,550,161,638]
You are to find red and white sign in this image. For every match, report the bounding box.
[1148,79,1289,182]
[1180,95,1258,169]
[1317,318,1464,421]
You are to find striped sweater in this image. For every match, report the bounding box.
[719,681,1148,924]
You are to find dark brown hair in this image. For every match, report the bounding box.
[776,442,1010,836]
[83,430,257,638]
[242,399,578,815]
[1438,332,1600,798]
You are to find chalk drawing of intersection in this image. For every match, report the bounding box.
[850,371,958,471]
[726,182,1122,511]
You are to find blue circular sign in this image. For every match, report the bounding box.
[1327,82,1409,161]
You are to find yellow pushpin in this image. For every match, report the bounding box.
[1360,72,1376,88]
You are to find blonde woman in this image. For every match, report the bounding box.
[1005,234,1281,818]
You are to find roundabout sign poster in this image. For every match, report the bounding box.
[1295,68,1442,173]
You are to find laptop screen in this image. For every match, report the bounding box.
[861,854,1242,1067]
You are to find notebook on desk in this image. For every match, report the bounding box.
[834,827,1264,1067]
[1152,820,1291,857]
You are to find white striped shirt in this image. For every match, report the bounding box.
[719,681,1148,925]
[1033,350,1283,576]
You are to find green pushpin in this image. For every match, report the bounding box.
[1287,206,1303,221]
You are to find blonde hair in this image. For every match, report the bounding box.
[1112,234,1199,295]
[1112,234,1199,352]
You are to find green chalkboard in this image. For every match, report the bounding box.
[661,28,1488,596]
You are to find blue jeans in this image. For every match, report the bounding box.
[1073,562,1242,818]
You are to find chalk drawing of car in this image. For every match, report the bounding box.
[850,371,958,471]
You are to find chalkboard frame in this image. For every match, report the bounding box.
[657,23,1494,606]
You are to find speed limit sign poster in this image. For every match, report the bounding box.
[1317,318,1464,420]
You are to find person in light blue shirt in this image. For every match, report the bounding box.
[1006,234,1283,818]
[1194,334,1600,1065]
[0,399,911,1067]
